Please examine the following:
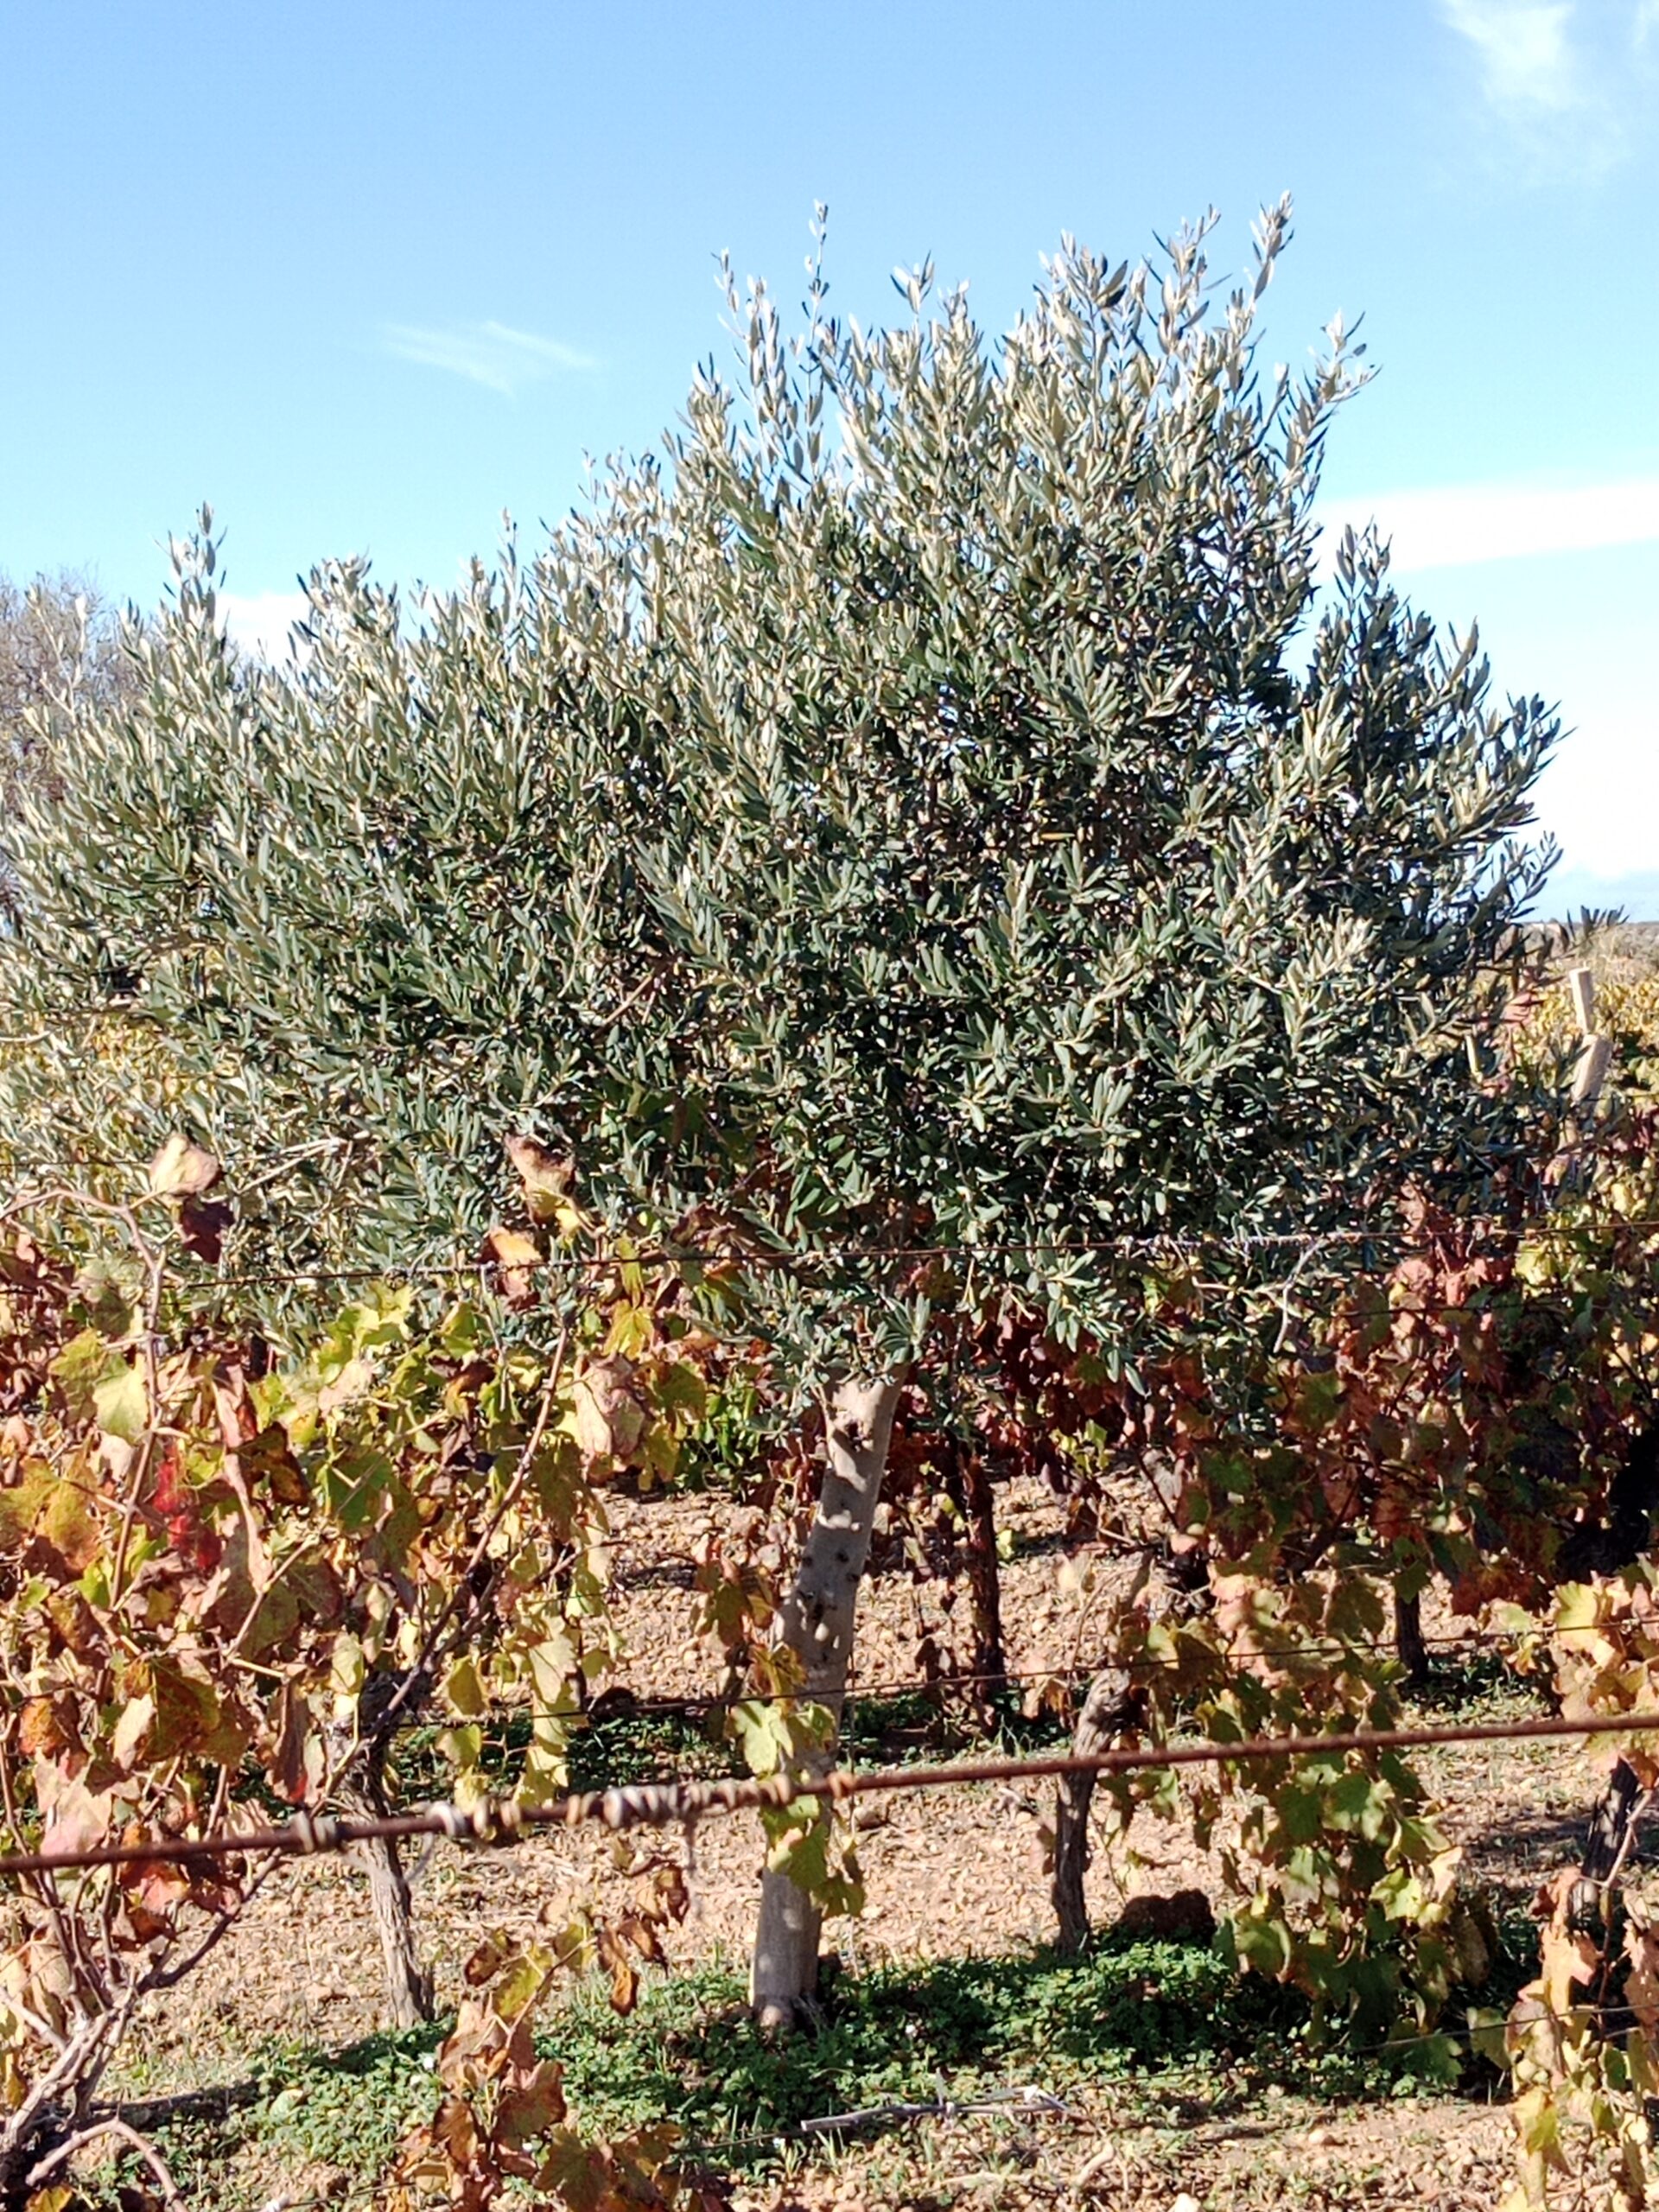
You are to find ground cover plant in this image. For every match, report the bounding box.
[96,1933,1455,2209]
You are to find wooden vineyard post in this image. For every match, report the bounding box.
[1569,966,1614,1102]
[1557,965,1613,1182]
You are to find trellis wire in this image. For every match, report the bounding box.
[5,1706,1658,1882]
[387,1619,1567,1738]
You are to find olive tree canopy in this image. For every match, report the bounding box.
[2,204,1555,1351]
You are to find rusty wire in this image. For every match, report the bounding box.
[3,1706,1655,1882]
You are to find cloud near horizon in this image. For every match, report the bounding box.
[1318,474,1659,573]
[1534,703,1658,890]
[382,319,596,395]
[1313,472,1659,906]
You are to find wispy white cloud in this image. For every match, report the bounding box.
[1535,705,1659,884]
[1319,474,1659,573]
[382,320,596,395]
[1440,0,1579,108]
[220,590,310,663]
[1436,1,1659,175]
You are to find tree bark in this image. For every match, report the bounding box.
[1052,1666,1144,1955]
[1395,1586,1429,1688]
[331,1684,434,2029]
[959,1447,1006,1703]
[750,1372,904,2030]
[1572,1759,1646,1932]
[358,1824,433,2030]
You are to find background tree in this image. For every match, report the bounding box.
[0,201,1561,2022]
[0,569,132,924]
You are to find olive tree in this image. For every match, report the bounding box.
[0,202,1560,2021]
[0,570,133,922]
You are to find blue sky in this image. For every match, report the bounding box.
[3,0,1654,915]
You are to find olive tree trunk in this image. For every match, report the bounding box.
[750,1372,905,2030]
